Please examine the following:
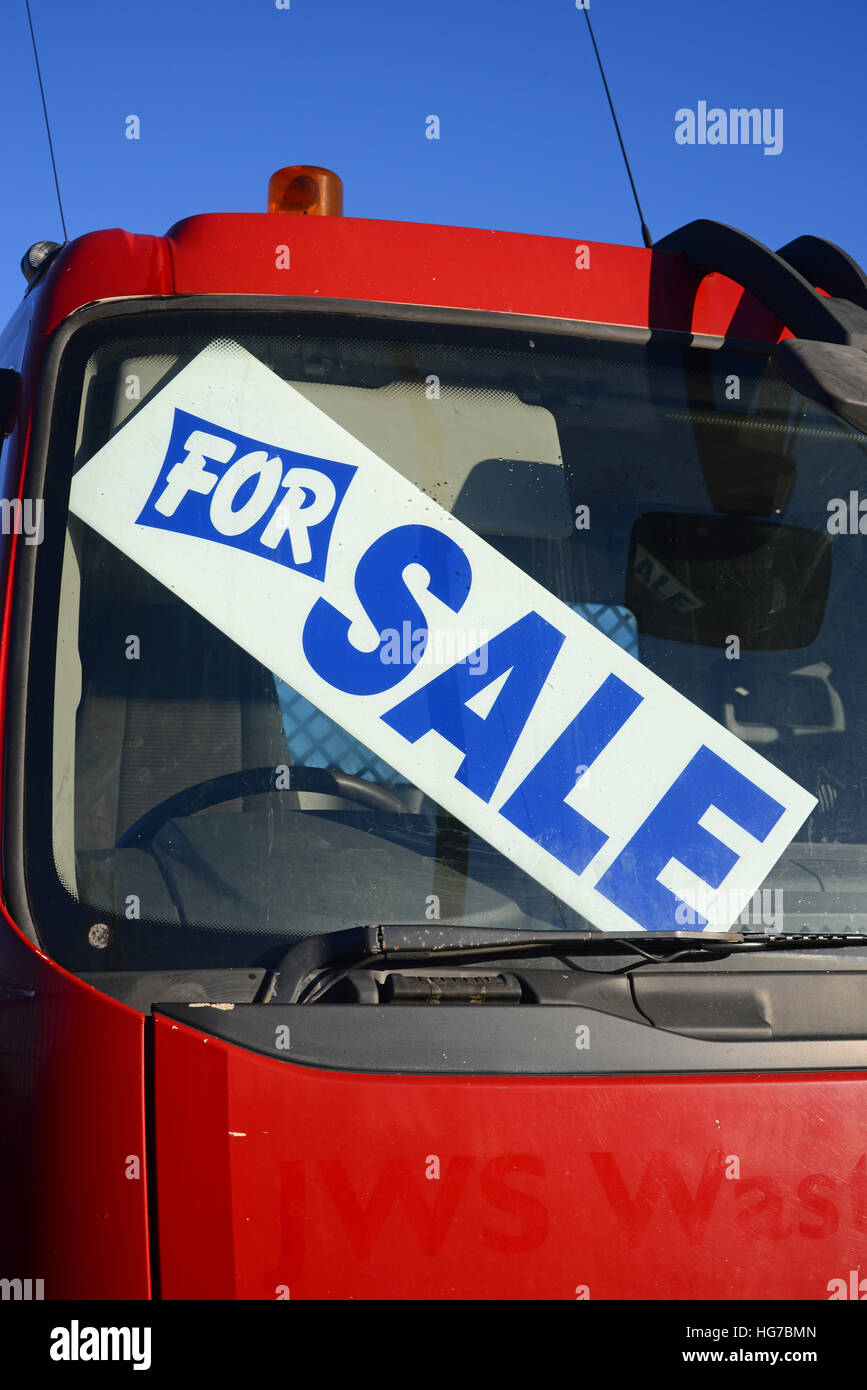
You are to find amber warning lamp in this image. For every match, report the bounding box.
[267,165,343,216]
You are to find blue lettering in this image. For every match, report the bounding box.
[302,524,472,696]
[595,745,785,932]
[499,674,643,873]
[136,408,355,580]
[383,611,564,803]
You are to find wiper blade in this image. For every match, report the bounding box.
[275,925,867,1005]
[379,925,867,960]
[738,932,867,948]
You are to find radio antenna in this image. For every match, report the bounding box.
[24,0,68,243]
[582,9,652,248]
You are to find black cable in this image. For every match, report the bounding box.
[24,0,68,242]
[582,8,652,249]
[299,953,386,1005]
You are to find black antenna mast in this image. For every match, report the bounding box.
[24,0,68,243]
[582,8,652,248]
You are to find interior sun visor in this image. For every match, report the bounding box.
[292,380,572,538]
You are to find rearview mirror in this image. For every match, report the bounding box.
[626,513,831,649]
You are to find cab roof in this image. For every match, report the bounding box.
[16,213,786,345]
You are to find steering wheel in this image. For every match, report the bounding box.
[116,765,409,849]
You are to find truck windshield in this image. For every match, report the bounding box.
[26,307,867,973]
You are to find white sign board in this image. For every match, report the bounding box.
[69,342,816,933]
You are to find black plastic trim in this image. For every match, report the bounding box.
[777,235,867,311]
[154,1001,867,1075]
[0,369,19,437]
[79,968,267,1014]
[654,219,867,347]
[772,339,867,436]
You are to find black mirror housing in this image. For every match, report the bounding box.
[773,339,867,436]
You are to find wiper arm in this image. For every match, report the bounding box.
[276,928,861,1006]
[273,924,867,1004]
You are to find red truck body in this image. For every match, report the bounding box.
[1,199,865,1302]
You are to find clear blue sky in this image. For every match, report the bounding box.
[1,0,865,326]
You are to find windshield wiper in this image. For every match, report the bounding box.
[273,924,867,1005]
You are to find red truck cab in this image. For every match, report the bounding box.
[2,167,867,1301]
